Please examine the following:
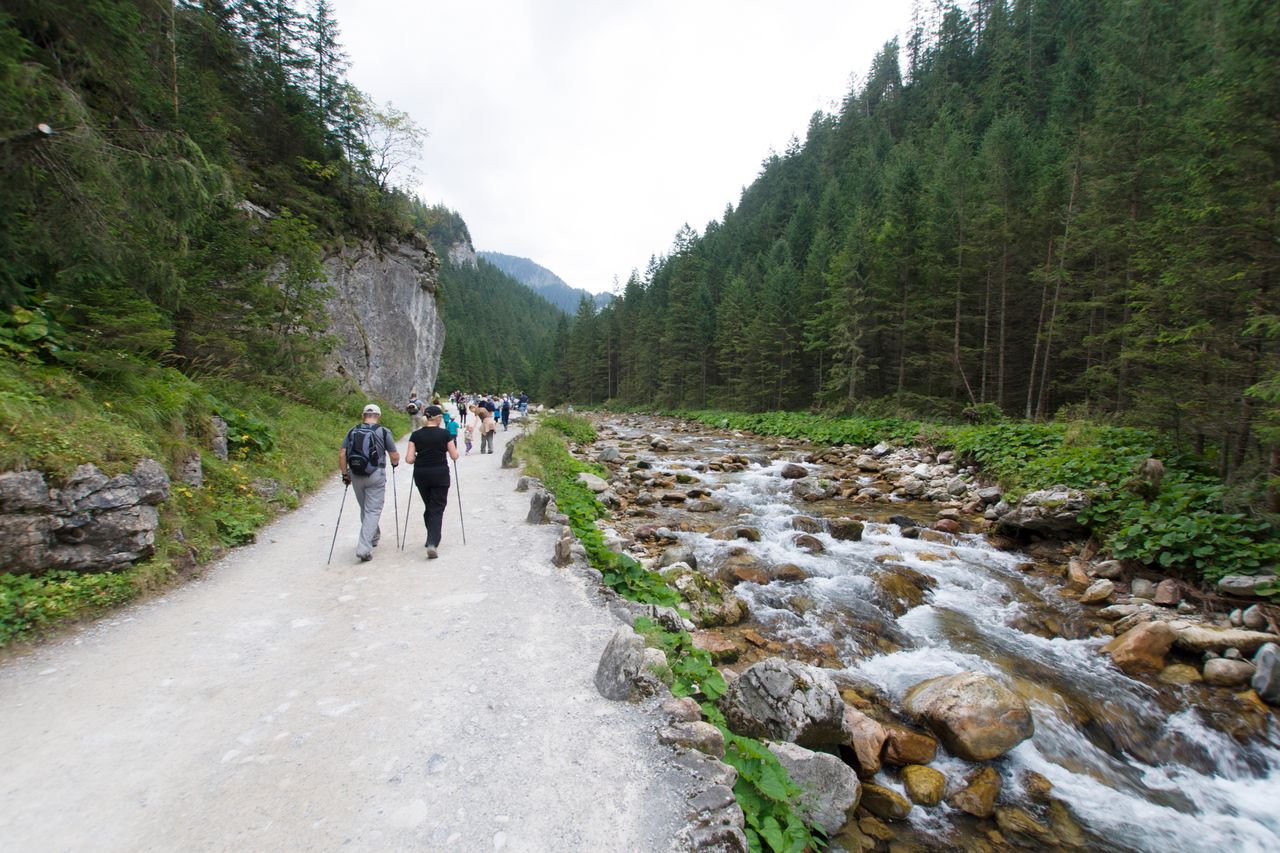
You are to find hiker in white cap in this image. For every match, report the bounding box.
[337,403,400,561]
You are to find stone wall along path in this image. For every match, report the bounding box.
[0,423,688,852]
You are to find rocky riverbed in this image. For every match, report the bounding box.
[570,413,1280,853]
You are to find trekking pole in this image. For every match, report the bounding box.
[391,463,401,550]
[401,477,413,551]
[326,482,349,566]
[453,458,467,545]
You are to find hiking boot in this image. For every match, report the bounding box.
[427,546,438,559]
[358,553,372,562]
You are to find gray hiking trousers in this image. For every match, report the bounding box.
[350,467,386,558]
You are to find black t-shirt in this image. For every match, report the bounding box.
[410,426,453,467]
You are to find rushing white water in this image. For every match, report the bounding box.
[610,421,1280,853]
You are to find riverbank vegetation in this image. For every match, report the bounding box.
[549,0,1278,539]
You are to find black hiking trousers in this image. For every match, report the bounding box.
[413,464,450,548]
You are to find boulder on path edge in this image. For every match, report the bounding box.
[716,657,847,747]
[765,741,861,836]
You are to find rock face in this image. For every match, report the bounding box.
[997,487,1090,535]
[716,658,847,747]
[902,672,1033,761]
[766,741,861,835]
[324,237,444,404]
[0,460,170,574]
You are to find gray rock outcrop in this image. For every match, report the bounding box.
[324,237,444,404]
[716,657,846,747]
[765,741,861,836]
[997,487,1090,535]
[0,460,170,574]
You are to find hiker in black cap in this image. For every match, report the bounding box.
[405,404,460,559]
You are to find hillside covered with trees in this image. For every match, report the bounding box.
[554,0,1278,502]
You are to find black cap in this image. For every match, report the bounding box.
[424,404,443,418]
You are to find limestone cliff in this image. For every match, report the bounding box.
[324,235,445,405]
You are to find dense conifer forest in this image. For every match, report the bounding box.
[551,0,1278,503]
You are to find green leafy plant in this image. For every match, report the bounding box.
[0,297,69,363]
[215,402,277,457]
[540,412,598,444]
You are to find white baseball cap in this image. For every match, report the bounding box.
[362,404,381,416]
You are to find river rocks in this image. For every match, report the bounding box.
[0,460,170,574]
[658,545,698,571]
[1094,559,1124,580]
[793,534,825,554]
[1103,621,1176,674]
[948,766,1002,818]
[662,696,703,722]
[860,784,912,821]
[596,446,623,464]
[995,806,1059,848]
[594,626,655,701]
[1217,574,1273,598]
[872,571,926,617]
[791,515,823,534]
[1174,625,1280,655]
[779,463,808,480]
[1079,579,1115,604]
[660,721,726,759]
[902,672,1034,761]
[1153,578,1180,606]
[843,708,887,776]
[663,564,748,627]
[711,526,762,543]
[1253,643,1280,705]
[901,765,945,806]
[1066,559,1092,587]
[829,517,865,541]
[932,518,962,535]
[687,499,721,513]
[1158,664,1203,685]
[576,472,609,493]
[1203,658,1256,688]
[716,657,847,747]
[1242,605,1268,630]
[765,742,862,835]
[880,724,938,766]
[692,631,740,663]
[1130,578,1157,600]
[997,487,1090,535]
[681,784,749,853]
[770,563,809,583]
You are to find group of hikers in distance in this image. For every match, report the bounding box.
[333,388,531,564]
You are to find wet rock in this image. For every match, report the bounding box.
[1103,621,1176,674]
[1174,625,1279,655]
[948,766,1002,818]
[662,696,703,722]
[946,477,968,497]
[902,672,1033,761]
[660,491,688,503]
[1079,579,1115,604]
[997,487,1090,535]
[711,526,762,543]
[1243,605,1268,631]
[976,486,1003,505]
[860,784,912,821]
[917,529,952,545]
[793,533,825,554]
[658,545,698,571]
[1098,604,1141,621]
[1022,771,1053,800]
[664,564,748,627]
[1153,578,1180,606]
[686,499,721,513]
[880,725,938,766]
[1217,574,1272,598]
[780,463,808,480]
[1157,664,1203,685]
[1046,800,1089,849]
[829,517,865,541]
[887,515,917,529]
[594,626,652,701]
[995,806,1059,848]
[596,446,623,464]
[854,455,883,472]
[635,491,656,506]
[716,657,847,747]
[692,631,740,664]
[718,555,769,587]
[1066,559,1092,587]
[843,707,887,776]
[1253,643,1280,705]
[901,765,945,806]
[932,519,962,534]
[792,515,823,534]
[659,721,726,759]
[766,741,862,835]
[769,563,809,583]
[872,571,926,617]
[1130,578,1157,600]
[1203,658,1256,687]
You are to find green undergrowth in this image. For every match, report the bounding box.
[633,617,824,853]
[516,414,678,606]
[672,409,1278,588]
[0,357,409,646]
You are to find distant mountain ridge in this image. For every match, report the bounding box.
[479,251,612,314]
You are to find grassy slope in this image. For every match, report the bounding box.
[0,357,408,645]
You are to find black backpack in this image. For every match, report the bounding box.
[346,424,386,475]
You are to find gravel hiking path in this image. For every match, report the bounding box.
[0,423,688,852]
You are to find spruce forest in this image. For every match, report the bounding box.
[551,0,1278,504]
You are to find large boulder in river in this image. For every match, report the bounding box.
[765,742,861,835]
[780,463,808,479]
[1103,620,1176,674]
[997,487,1090,535]
[717,658,847,747]
[1253,643,1280,705]
[902,672,1033,761]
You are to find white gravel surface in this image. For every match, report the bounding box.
[0,424,688,852]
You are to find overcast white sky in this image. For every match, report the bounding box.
[331,1,916,294]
